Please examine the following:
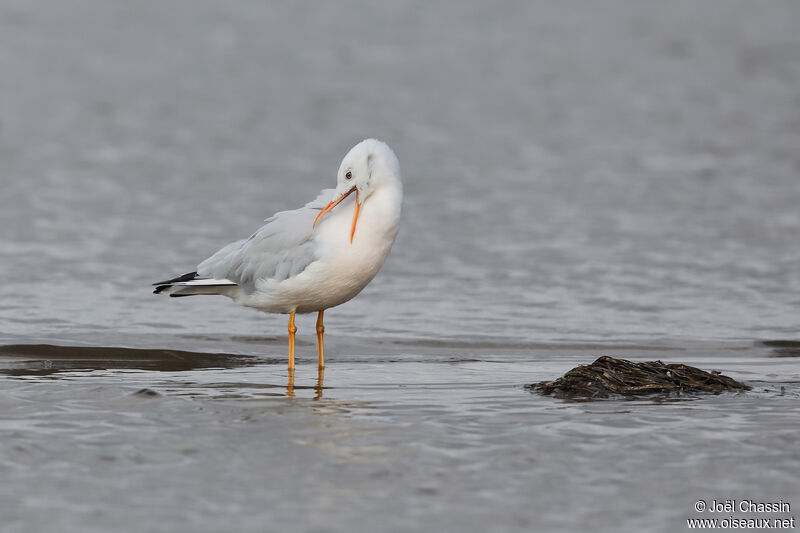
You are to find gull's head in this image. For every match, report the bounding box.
[335,138,400,199]
[314,139,402,242]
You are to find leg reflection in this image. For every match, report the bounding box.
[285,368,324,399]
[315,366,325,399]
[286,369,295,398]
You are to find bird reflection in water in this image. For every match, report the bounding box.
[286,367,325,399]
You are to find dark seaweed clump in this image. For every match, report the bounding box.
[529,356,750,399]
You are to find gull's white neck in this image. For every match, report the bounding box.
[361,173,403,241]
[315,165,401,256]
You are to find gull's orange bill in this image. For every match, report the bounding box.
[313,186,361,243]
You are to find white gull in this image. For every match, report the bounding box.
[154,139,403,371]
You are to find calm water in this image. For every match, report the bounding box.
[1,1,799,532]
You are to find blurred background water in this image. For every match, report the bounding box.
[0,1,798,532]
[1,0,798,342]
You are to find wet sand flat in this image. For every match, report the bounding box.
[1,336,798,532]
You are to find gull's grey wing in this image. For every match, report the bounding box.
[196,189,334,293]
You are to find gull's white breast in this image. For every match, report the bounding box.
[236,182,402,314]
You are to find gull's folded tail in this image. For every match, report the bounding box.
[153,271,238,297]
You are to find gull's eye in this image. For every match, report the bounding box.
[345,171,352,180]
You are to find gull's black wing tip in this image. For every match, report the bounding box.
[152,271,198,287]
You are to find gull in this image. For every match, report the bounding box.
[153,139,402,372]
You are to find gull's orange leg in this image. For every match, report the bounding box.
[288,311,297,372]
[316,310,325,368]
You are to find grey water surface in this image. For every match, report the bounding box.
[1,1,799,532]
